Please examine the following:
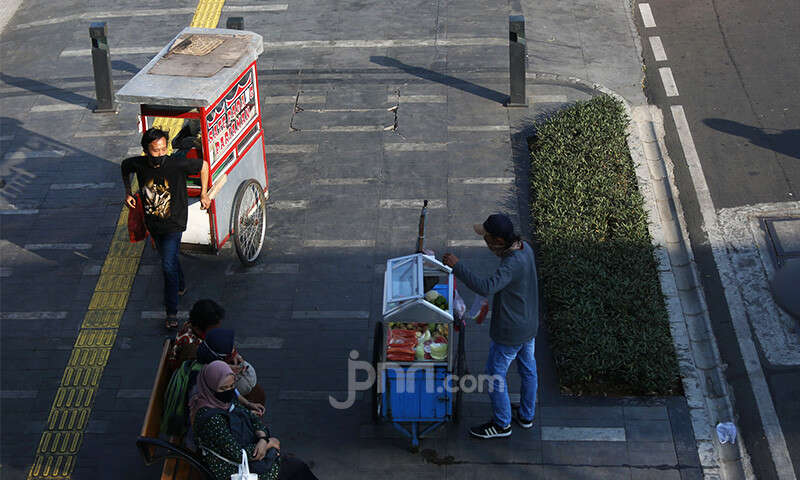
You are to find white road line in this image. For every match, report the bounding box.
[0,390,38,398]
[391,95,446,103]
[311,178,378,185]
[267,144,318,154]
[302,108,382,113]
[318,126,385,132]
[659,67,679,97]
[263,95,326,104]
[74,130,132,138]
[529,94,568,103]
[0,312,67,320]
[271,200,309,209]
[4,150,65,159]
[671,105,796,479]
[292,311,370,319]
[262,37,505,49]
[60,37,504,57]
[541,427,626,442]
[127,147,143,156]
[50,182,115,190]
[0,209,38,215]
[280,390,351,401]
[649,36,668,61]
[14,5,288,30]
[140,311,189,319]
[116,389,151,398]
[448,177,514,184]
[448,125,509,132]
[384,142,447,152]
[447,240,485,247]
[30,103,88,113]
[380,199,446,209]
[25,243,91,250]
[303,239,375,247]
[82,265,102,276]
[225,263,299,275]
[237,337,285,349]
[639,3,657,28]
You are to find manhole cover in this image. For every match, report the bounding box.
[763,217,800,267]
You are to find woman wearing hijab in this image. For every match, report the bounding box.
[190,361,317,480]
[196,328,267,409]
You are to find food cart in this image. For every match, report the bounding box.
[116,27,268,265]
[372,251,464,448]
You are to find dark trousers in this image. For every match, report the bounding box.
[152,231,185,316]
[278,456,317,480]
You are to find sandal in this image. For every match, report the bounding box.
[165,316,179,329]
[178,287,188,296]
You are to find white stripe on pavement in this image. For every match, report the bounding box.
[448,125,509,132]
[31,103,88,113]
[263,95,326,104]
[319,126,385,132]
[303,240,375,248]
[384,142,447,152]
[670,105,796,478]
[311,178,378,185]
[380,199,445,209]
[447,240,485,247]
[25,243,91,250]
[225,263,299,275]
[649,36,668,61]
[0,209,38,215]
[266,144,318,154]
[0,390,38,398]
[15,5,288,30]
[390,95,446,103]
[74,130,133,138]
[639,3,657,28]
[292,311,370,319]
[0,312,68,320]
[271,200,309,210]
[50,182,115,190]
[4,150,65,159]
[530,95,568,103]
[448,177,514,184]
[140,311,189,319]
[659,67,679,97]
[116,389,151,398]
[541,427,626,442]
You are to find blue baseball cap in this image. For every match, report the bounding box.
[473,213,515,242]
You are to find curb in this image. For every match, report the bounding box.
[519,74,750,479]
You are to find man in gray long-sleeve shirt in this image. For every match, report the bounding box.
[443,213,539,439]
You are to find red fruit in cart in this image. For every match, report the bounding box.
[424,353,432,360]
[434,336,447,344]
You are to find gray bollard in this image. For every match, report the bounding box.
[89,22,116,113]
[226,17,244,30]
[507,15,527,107]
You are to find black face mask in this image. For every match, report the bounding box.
[149,155,167,168]
[214,389,235,403]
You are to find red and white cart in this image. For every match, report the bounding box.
[117,27,268,265]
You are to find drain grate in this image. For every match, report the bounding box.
[762,217,800,268]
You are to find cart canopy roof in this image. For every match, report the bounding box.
[116,27,263,108]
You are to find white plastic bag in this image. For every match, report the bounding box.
[467,295,489,324]
[452,288,466,321]
[232,449,258,480]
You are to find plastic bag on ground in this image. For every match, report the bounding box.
[716,422,737,445]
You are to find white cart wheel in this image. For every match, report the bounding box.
[232,179,267,266]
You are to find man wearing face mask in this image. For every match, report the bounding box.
[443,213,539,439]
[122,127,210,329]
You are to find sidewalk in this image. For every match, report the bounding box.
[1,0,708,479]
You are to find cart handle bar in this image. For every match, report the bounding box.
[416,200,428,253]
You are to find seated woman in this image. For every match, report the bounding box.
[190,361,318,480]
[194,328,266,414]
[167,299,224,371]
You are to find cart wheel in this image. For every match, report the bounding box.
[372,321,384,424]
[232,179,267,266]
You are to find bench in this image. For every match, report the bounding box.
[136,338,214,480]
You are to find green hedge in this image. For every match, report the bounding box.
[530,95,680,395]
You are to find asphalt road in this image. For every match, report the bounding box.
[636,0,800,479]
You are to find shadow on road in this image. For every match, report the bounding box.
[703,118,800,160]
[0,72,95,107]
[369,56,509,104]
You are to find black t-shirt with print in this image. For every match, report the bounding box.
[121,151,203,235]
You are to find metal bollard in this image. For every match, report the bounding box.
[89,22,116,113]
[507,15,528,107]
[226,17,244,30]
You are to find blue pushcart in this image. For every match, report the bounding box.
[372,252,466,448]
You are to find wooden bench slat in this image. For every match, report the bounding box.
[161,458,178,480]
[142,338,173,438]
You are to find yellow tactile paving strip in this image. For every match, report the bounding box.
[27,2,225,478]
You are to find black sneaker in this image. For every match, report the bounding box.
[513,410,534,429]
[469,421,512,439]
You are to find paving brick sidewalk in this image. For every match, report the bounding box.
[1,0,704,479]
